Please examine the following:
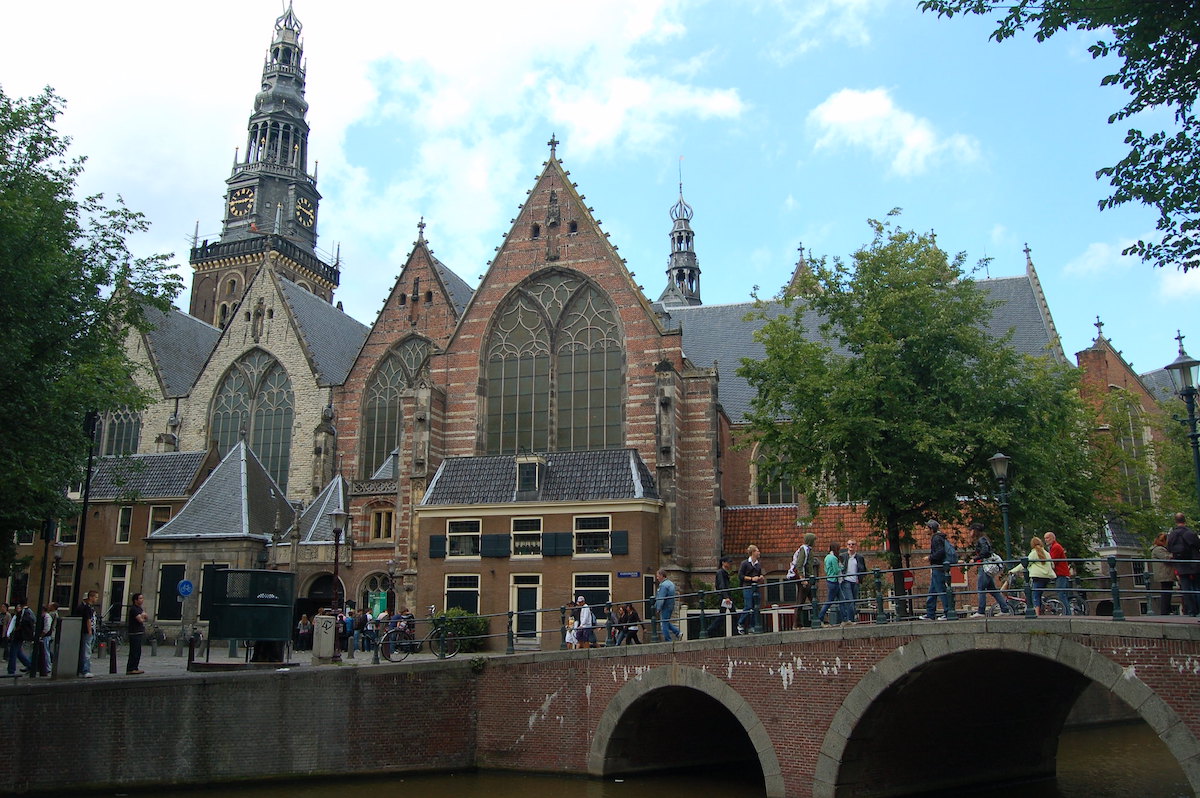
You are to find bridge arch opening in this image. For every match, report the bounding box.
[814,637,1198,798]
[590,665,785,797]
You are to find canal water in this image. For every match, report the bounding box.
[117,721,1191,798]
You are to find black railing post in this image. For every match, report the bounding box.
[559,606,567,650]
[943,562,958,620]
[1108,556,1127,621]
[873,569,888,624]
[698,590,709,639]
[506,611,515,655]
[1021,558,1036,618]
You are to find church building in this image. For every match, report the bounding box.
[6,5,1075,646]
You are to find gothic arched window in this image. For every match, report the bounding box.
[755,450,797,505]
[102,406,141,456]
[211,349,294,489]
[485,270,624,454]
[361,337,431,477]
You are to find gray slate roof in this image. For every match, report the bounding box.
[141,305,221,398]
[370,450,400,480]
[1139,368,1176,402]
[422,449,659,506]
[277,276,370,386]
[89,451,210,501]
[430,254,474,316]
[148,442,292,540]
[299,474,348,543]
[664,274,1062,424]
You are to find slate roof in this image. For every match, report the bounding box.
[89,451,210,501]
[1139,368,1177,402]
[1097,515,1144,552]
[141,305,221,398]
[430,253,474,316]
[370,450,399,480]
[148,442,292,540]
[299,474,348,543]
[664,274,1063,424]
[277,275,370,386]
[421,449,659,506]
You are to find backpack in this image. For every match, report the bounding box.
[943,537,959,565]
[978,535,993,560]
[17,607,35,641]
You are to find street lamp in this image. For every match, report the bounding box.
[327,509,347,613]
[988,452,1013,561]
[1165,332,1200,513]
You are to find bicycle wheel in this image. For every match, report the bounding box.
[432,632,459,659]
[1070,597,1086,616]
[379,630,401,662]
[1043,598,1065,616]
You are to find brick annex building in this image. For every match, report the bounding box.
[5,6,1158,645]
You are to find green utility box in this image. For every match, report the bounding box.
[207,569,296,642]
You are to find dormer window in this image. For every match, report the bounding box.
[531,223,541,240]
[515,452,546,498]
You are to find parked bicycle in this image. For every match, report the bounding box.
[986,575,1086,616]
[379,605,459,661]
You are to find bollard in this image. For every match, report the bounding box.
[649,602,660,643]
[372,633,380,664]
[506,611,515,655]
[109,638,118,674]
[559,606,568,650]
[697,591,709,639]
[943,562,958,620]
[1021,558,1037,618]
[1108,556,1127,621]
[228,638,239,658]
[187,635,196,667]
[174,634,184,657]
[150,636,158,657]
[873,569,888,624]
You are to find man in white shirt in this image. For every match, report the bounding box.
[839,541,866,624]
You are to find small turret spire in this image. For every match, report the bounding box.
[658,157,701,307]
[417,216,427,245]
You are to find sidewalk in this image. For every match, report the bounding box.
[5,639,459,683]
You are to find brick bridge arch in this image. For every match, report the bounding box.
[810,632,1200,797]
[588,664,787,796]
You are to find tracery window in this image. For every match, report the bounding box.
[210,349,294,489]
[485,271,624,454]
[102,405,141,456]
[361,337,431,477]
[755,451,797,505]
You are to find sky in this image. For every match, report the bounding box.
[1,0,1194,378]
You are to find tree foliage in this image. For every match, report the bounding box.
[919,0,1200,271]
[738,215,1103,592]
[0,86,181,575]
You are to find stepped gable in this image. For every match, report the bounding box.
[299,473,347,543]
[422,449,659,506]
[276,273,369,385]
[668,273,1064,425]
[90,451,211,500]
[148,441,291,540]
[140,305,221,398]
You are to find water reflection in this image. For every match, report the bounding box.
[118,722,1190,798]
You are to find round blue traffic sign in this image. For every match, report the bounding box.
[177,579,194,597]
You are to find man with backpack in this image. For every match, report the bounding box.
[6,602,34,675]
[920,520,955,620]
[1167,513,1200,617]
[788,532,819,625]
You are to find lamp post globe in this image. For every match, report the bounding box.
[1165,332,1200,514]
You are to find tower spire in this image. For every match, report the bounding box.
[657,156,701,307]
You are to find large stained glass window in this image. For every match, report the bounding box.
[361,337,431,476]
[211,349,294,489]
[102,405,142,456]
[485,271,623,454]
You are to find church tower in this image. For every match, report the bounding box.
[188,3,339,327]
[657,180,701,306]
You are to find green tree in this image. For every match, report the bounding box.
[919,0,1200,271]
[738,215,1103,601]
[0,86,181,576]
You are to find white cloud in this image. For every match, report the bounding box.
[1159,269,1200,301]
[1063,239,1139,276]
[764,0,888,62]
[807,88,979,176]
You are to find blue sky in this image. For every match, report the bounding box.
[2,0,1192,376]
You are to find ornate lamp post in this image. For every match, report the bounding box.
[327,509,347,612]
[988,452,1013,561]
[1165,333,1200,513]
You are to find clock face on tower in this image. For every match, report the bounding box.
[296,196,316,228]
[228,187,255,217]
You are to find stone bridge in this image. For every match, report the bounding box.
[3,617,1198,797]
[474,617,1200,797]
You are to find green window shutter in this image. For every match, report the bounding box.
[611,530,629,555]
[481,534,510,557]
[544,532,572,556]
[429,535,447,559]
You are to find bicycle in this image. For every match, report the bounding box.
[379,605,459,662]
